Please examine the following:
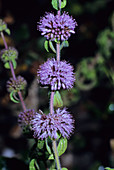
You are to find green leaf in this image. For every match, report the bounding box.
[2,24,6,29]
[29,159,36,170]
[62,168,68,170]
[61,0,67,9]
[37,140,44,150]
[29,159,40,170]
[60,41,69,50]
[45,139,52,154]
[51,0,58,10]
[48,138,67,160]
[49,41,56,53]
[63,40,69,47]
[57,137,67,156]
[4,62,10,69]
[44,40,49,52]
[12,59,17,69]
[54,91,63,108]
[48,153,54,160]
[5,28,11,35]
[54,38,58,43]
[10,91,20,103]
[105,168,114,170]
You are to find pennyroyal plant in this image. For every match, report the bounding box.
[0,0,77,169]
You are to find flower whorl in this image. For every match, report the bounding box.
[37,58,75,91]
[38,12,77,41]
[31,108,74,140]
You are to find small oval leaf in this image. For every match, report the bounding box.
[51,0,58,10]
[29,159,40,170]
[37,140,44,150]
[48,153,54,160]
[62,168,68,170]
[57,137,67,156]
[44,40,49,52]
[10,91,20,103]
[29,159,36,170]
[54,91,63,108]
[12,59,17,69]
[60,41,69,50]
[61,0,67,9]
[45,139,52,155]
[49,41,56,53]
[4,62,10,69]
[63,40,69,47]
[5,28,11,35]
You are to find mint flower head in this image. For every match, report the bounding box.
[18,109,36,129]
[37,58,75,91]
[7,76,27,92]
[0,47,18,63]
[38,12,77,41]
[31,108,75,140]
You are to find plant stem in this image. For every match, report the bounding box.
[57,43,60,62]
[50,91,61,169]
[1,32,8,49]
[57,0,61,62]
[9,62,17,80]
[1,32,26,111]
[50,91,54,115]
[50,1,62,168]
[52,140,61,170]
[59,0,61,9]
[58,0,61,16]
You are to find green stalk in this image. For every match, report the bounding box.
[52,140,61,170]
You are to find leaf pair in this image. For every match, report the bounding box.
[46,137,67,160]
[44,40,56,53]
[4,60,17,69]
[44,40,69,53]
[52,0,67,10]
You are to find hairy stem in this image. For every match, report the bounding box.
[50,91,54,115]
[58,0,61,16]
[50,91,61,169]
[57,0,61,61]
[9,62,17,80]
[52,140,61,170]
[56,42,60,62]
[1,32,26,111]
[1,32,8,49]
[51,1,62,169]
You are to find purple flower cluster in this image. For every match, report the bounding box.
[38,12,77,41]
[7,76,27,92]
[18,109,36,129]
[0,47,18,63]
[31,108,74,140]
[16,7,76,141]
[37,58,75,90]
